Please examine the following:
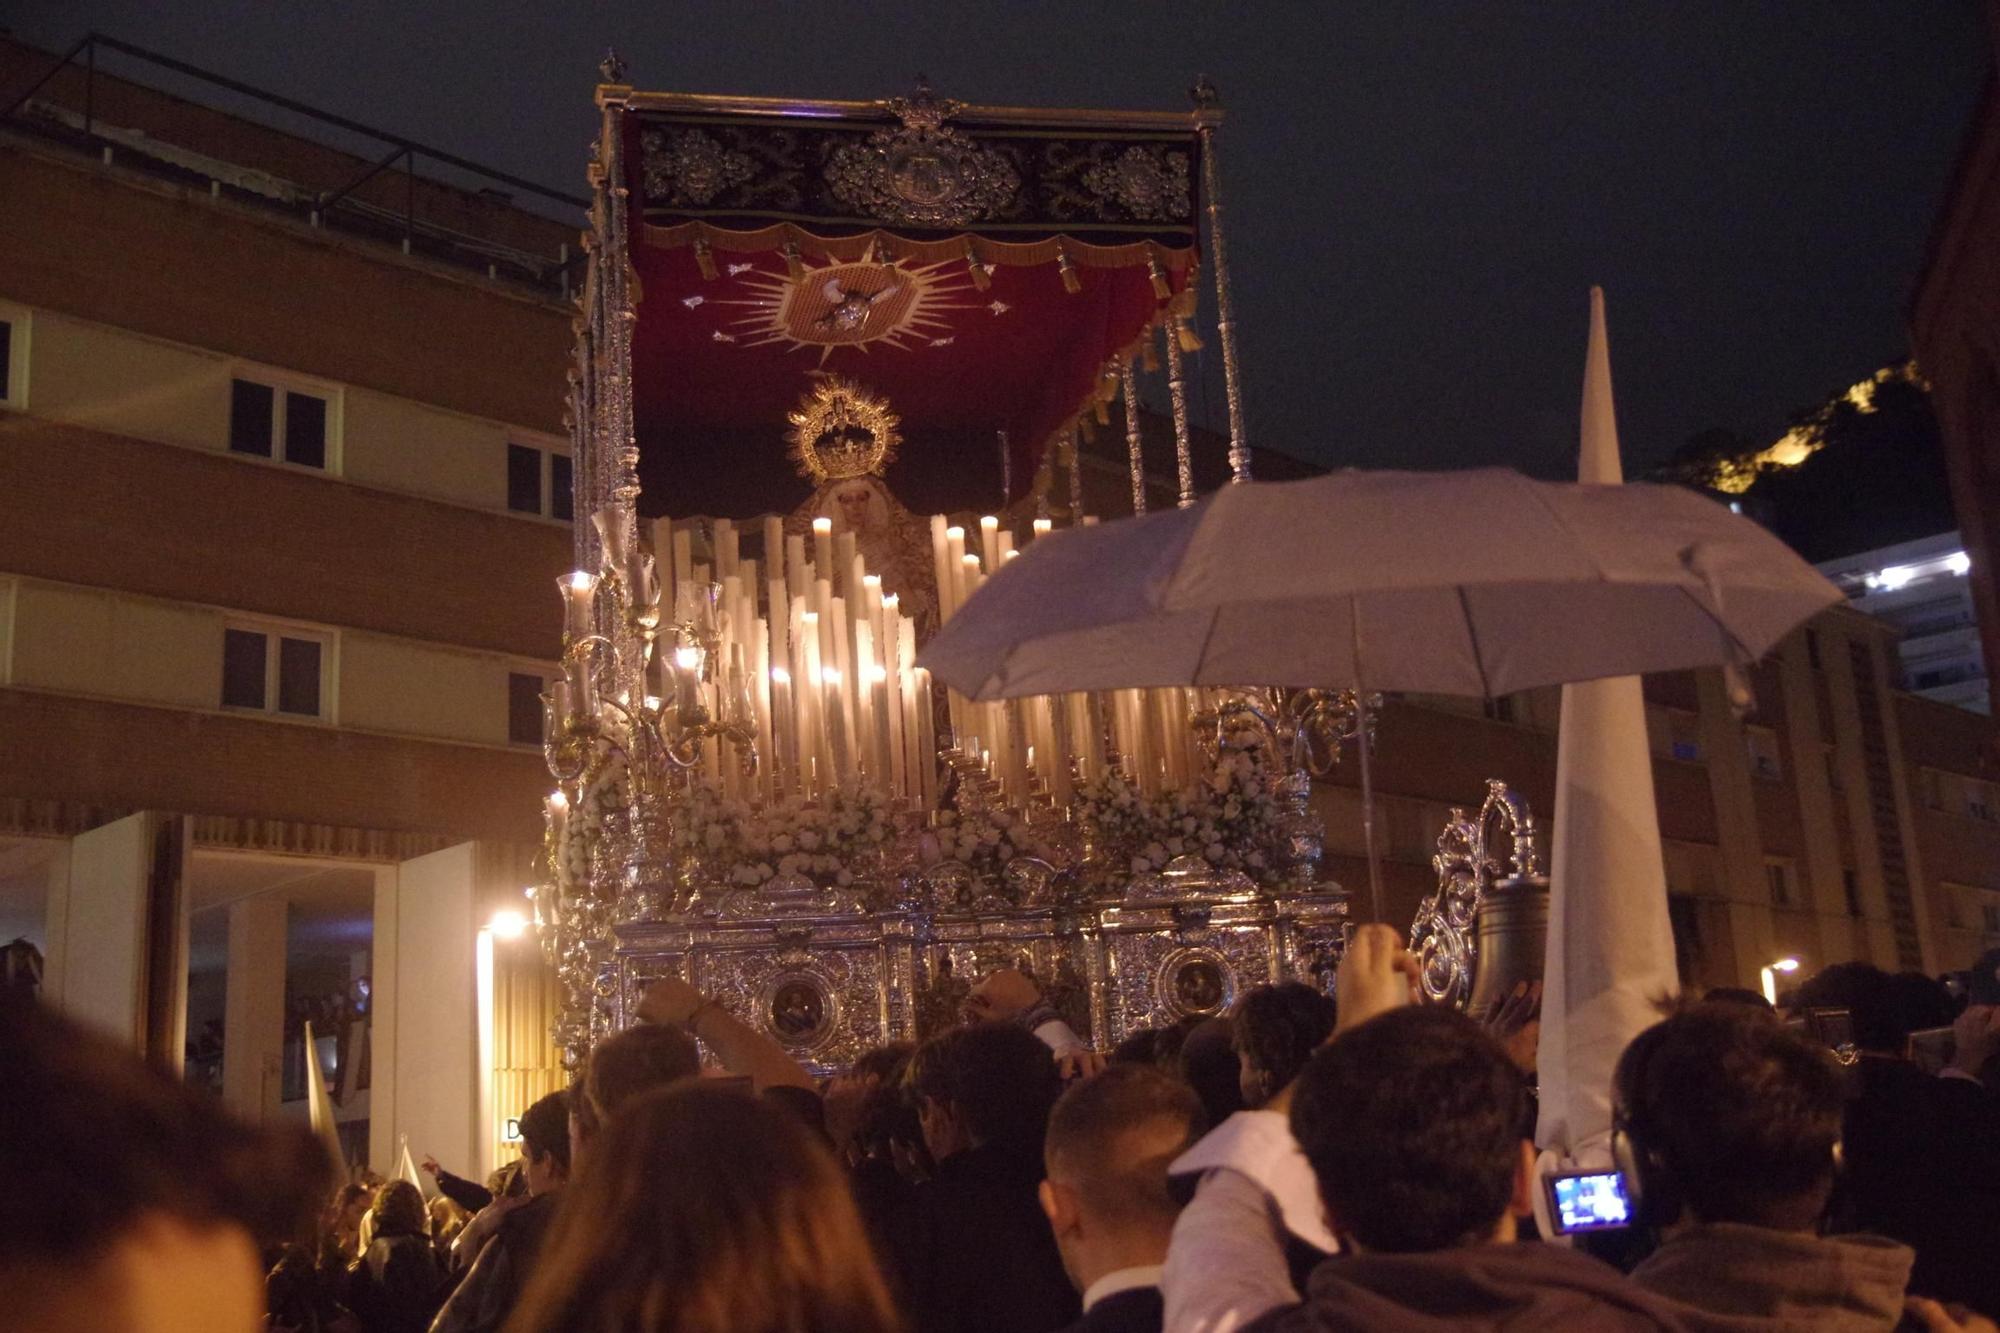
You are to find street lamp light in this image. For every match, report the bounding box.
[1760,957,1801,1006]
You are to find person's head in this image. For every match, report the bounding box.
[0,995,328,1333]
[1039,1065,1203,1292]
[369,1181,428,1240]
[428,1195,467,1244]
[508,1083,903,1333]
[1111,1026,1160,1065]
[1291,1006,1533,1253]
[906,1022,1062,1161]
[1794,961,1902,1053]
[1233,982,1337,1108]
[1176,1016,1247,1128]
[485,1159,526,1201]
[1612,1005,1845,1232]
[584,1023,702,1122]
[329,1182,370,1236]
[847,1043,919,1160]
[1885,971,1955,1043]
[962,966,1042,1025]
[1700,986,1775,1014]
[517,1089,572,1197]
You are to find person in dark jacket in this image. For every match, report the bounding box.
[1616,1003,1914,1330]
[427,1089,569,1333]
[1798,961,2000,1317]
[890,1022,1080,1333]
[1040,1064,1203,1333]
[346,1180,439,1333]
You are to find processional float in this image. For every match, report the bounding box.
[531,58,1368,1073]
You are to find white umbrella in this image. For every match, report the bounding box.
[919,466,1841,915]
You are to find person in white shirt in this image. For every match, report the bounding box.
[1040,1063,1205,1333]
[1160,981,1339,1333]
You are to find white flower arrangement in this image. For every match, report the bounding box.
[918,804,1053,876]
[674,779,896,890]
[1077,733,1289,885]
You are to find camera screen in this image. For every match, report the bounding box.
[1547,1170,1633,1233]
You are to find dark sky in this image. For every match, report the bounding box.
[5,1,1989,477]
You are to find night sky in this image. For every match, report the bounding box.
[4,1,1988,478]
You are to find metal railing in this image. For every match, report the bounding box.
[2,32,587,294]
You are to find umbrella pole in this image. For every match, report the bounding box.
[1355,689,1383,922]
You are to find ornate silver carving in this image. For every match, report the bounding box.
[641,128,757,206]
[1409,781,1541,1010]
[827,80,1020,227]
[1083,145,1192,220]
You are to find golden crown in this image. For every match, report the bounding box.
[786,376,901,483]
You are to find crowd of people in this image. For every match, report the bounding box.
[4,928,1999,1333]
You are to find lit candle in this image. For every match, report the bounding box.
[812,516,834,582]
[979,515,999,569]
[544,790,569,850]
[673,643,702,720]
[1032,517,1053,541]
[559,571,599,641]
[770,662,793,799]
[653,516,677,590]
[547,678,571,738]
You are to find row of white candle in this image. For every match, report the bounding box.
[551,506,1210,825]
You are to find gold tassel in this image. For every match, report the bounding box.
[1176,317,1203,353]
[694,236,717,280]
[1079,416,1096,442]
[1147,253,1171,300]
[964,240,991,291]
[1058,247,1081,294]
[782,240,805,281]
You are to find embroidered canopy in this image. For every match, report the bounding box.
[619,81,1206,519]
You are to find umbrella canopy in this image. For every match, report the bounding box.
[919,467,1841,701]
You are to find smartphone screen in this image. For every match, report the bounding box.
[1546,1170,1634,1233]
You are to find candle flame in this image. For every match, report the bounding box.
[673,645,701,671]
[946,525,965,540]
[812,517,832,534]
[562,570,598,593]
[547,790,569,811]
[862,574,881,589]
[980,515,998,529]
[821,668,842,687]
[771,666,792,685]
[867,665,888,684]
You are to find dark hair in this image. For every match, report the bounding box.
[508,1084,902,1333]
[1795,961,1902,1052]
[0,993,330,1264]
[369,1179,428,1239]
[1614,1005,1844,1229]
[905,1022,1061,1152]
[1291,1006,1527,1253]
[849,1044,920,1161]
[518,1088,572,1173]
[1885,971,1955,1038]
[585,1023,701,1119]
[1176,1016,1247,1128]
[1111,1026,1161,1065]
[1701,986,1775,1013]
[1045,1065,1202,1228]
[1233,982,1337,1102]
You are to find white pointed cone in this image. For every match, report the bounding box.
[1534,289,1682,1189]
[303,1020,348,1182]
[396,1134,435,1199]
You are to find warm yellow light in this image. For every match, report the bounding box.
[980,515,998,530]
[812,516,832,534]
[643,695,663,711]
[803,611,819,624]
[962,554,980,567]
[867,665,888,684]
[563,570,597,593]
[862,574,881,589]
[489,910,528,940]
[1033,518,1053,537]
[547,790,569,811]
[882,593,899,610]
[946,525,965,541]
[821,668,842,687]
[673,645,701,671]
[1771,957,1800,974]
[771,666,792,685]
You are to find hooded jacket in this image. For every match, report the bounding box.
[1631,1224,1913,1332]
[1241,1241,1692,1332]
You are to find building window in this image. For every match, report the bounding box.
[230,377,329,469]
[1967,780,1997,823]
[1765,859,1796,908]
[508,671,548,746]
[1842,868,1862,917]
[222,626,326,718]
[508,444,574,521]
